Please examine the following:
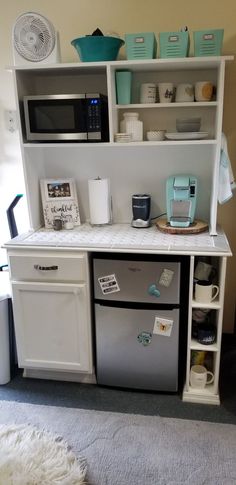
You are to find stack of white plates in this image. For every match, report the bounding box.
[165,132,208,140]
[114,133,132,143]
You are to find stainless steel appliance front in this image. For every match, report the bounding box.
[93,256,181,392]
[23,93,109,142]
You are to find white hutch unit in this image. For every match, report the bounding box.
[5,56,233,404]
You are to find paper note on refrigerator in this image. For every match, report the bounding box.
[159,269,174,287]
[153,317,173,337]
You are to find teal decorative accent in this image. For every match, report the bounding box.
[137,331,152,346]
[71,36,124,62]
[125,32,157,60]
[193,29,224,57]
[159,31,189,58]
[148,284,161,298]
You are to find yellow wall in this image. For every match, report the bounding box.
[1,0,236,330]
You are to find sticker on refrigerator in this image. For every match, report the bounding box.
[159,269,174,287]
[98,274,120,294]
[153,317,173,337]
[137,331,152,346]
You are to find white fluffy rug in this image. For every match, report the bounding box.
[0,423,86,485]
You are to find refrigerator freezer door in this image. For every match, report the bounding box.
[93,259,180,304]
[95,304,179,391]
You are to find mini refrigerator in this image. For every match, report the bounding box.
[93,254,183,392]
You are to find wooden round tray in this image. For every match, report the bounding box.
[156,218,208,234]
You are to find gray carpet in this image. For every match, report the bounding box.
[0,400,235,485]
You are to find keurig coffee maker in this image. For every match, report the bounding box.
[131,194,151,228]
[166,175,197,228]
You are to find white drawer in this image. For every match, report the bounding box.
[9,252,87,282]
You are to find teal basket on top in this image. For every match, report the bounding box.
[125,32,157,60]
[159,31,190,58]
[193,29,224,57]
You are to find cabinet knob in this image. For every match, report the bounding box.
[34,265,58,271]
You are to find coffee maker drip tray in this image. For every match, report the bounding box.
[170,216,191,227]
[170,200,191,228]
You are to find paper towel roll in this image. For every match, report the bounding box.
[88,178,111,225]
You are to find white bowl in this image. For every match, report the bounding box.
[146,130,166,141]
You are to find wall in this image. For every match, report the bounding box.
[0,0,235,331]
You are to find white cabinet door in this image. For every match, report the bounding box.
[11,281,92,373]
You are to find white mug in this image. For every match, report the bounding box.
[195,81,213,102]
[175,83,194,102]
[140,83,156,103]
[190,365,214,389]
[195,280,219,303]
[158,83,174,103]
[194,261,215,281]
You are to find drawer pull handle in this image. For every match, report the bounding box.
[34,265,58,271]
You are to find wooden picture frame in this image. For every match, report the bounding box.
[40,178,81,229]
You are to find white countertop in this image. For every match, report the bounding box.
[4,223,232,256]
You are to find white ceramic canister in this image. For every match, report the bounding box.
[120,112,143,141]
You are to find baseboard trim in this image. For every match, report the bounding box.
[23,368,97,384]
[182,390,220,405]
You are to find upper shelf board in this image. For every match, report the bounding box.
[8,56,234,73]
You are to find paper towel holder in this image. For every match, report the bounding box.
[88,176,112,226]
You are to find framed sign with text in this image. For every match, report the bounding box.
[40,178,81,229]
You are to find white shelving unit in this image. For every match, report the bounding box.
[7,56,233,400]
[10,55,233,234]
[183,254,227,405]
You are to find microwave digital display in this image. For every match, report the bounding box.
[23,94,109,142]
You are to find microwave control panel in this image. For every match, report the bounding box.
[88,99,100,130]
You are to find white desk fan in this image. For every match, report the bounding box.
[12,12,60,65]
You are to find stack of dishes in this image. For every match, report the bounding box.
[114,133,132,143]
[165,117,208,140]
[176,117,201,132]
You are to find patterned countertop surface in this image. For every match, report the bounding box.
[4,223,232,255]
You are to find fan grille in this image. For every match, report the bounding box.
[13,12,56,62]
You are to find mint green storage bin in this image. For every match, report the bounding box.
[125,32,157,60]
[159,31,189,58]
[194,29,224,56]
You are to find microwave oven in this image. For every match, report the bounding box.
[23,93,109,142]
